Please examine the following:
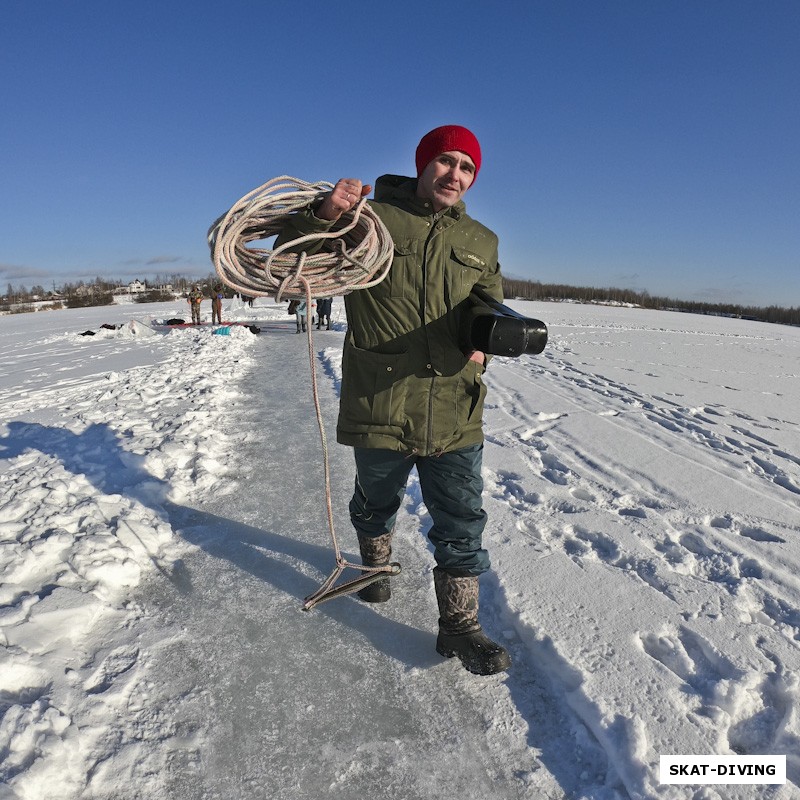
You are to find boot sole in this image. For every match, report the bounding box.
[357,582,391,603]
[436,639,512,675]
[357,570,392,603]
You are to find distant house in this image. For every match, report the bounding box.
[128,279,147,293]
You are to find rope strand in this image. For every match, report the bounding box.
[208,176,397,610]
[208,175,393,301]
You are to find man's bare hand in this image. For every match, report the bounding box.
[316,179,372,221]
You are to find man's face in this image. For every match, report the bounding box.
[416,150,476,212]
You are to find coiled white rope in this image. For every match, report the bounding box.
[207,176,398,609]
[207,175,394,301]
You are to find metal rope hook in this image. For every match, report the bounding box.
[208,177,400,610]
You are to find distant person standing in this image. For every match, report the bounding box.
[187,285,203,325]
[211,282,224,324]
[288,299,305,332]
[294,300,310,333]
[317,297,333,330]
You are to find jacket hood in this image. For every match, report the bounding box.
[373,174,416,202]
[373,174,466,216]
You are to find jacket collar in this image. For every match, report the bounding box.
[374,174,465,220]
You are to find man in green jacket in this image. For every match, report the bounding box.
[281,125,510,675]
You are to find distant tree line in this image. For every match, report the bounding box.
[56,274,194,308]
[502,278,800,328]
[2,273,798,327]
[1,274,230,311]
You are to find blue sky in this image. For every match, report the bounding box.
[2,1,798,307]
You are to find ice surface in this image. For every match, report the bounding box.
[1,298,799,799]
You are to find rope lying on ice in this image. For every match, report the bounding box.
[295,277,400,611]
[207,175,394,301]
[208,176,399,610]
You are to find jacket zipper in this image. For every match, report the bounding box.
[422,210,446,452]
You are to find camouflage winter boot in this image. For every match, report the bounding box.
[433,567,511,675]
[357,531,393,603]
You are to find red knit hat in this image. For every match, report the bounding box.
[415,125,482,181]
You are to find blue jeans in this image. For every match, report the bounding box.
[349,444,489,576]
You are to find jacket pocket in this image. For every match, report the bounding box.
[457,359,487,428]
[449,246,487,305]
[340,344,408,428]
[389,240,417,299]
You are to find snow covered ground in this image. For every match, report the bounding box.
[1,296,798,799]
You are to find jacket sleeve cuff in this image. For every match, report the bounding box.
[290,206,337,235]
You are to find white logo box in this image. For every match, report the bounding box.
[660,755,786,785]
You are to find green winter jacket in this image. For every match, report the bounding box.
[279,174,503,456]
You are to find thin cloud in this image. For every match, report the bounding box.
[146,256,182,266]
[0,263,52,282]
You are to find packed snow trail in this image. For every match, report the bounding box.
[139,321,602,800]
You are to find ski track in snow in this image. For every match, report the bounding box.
[1,299,799,799]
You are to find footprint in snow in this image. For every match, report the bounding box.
[83,646,140,694]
